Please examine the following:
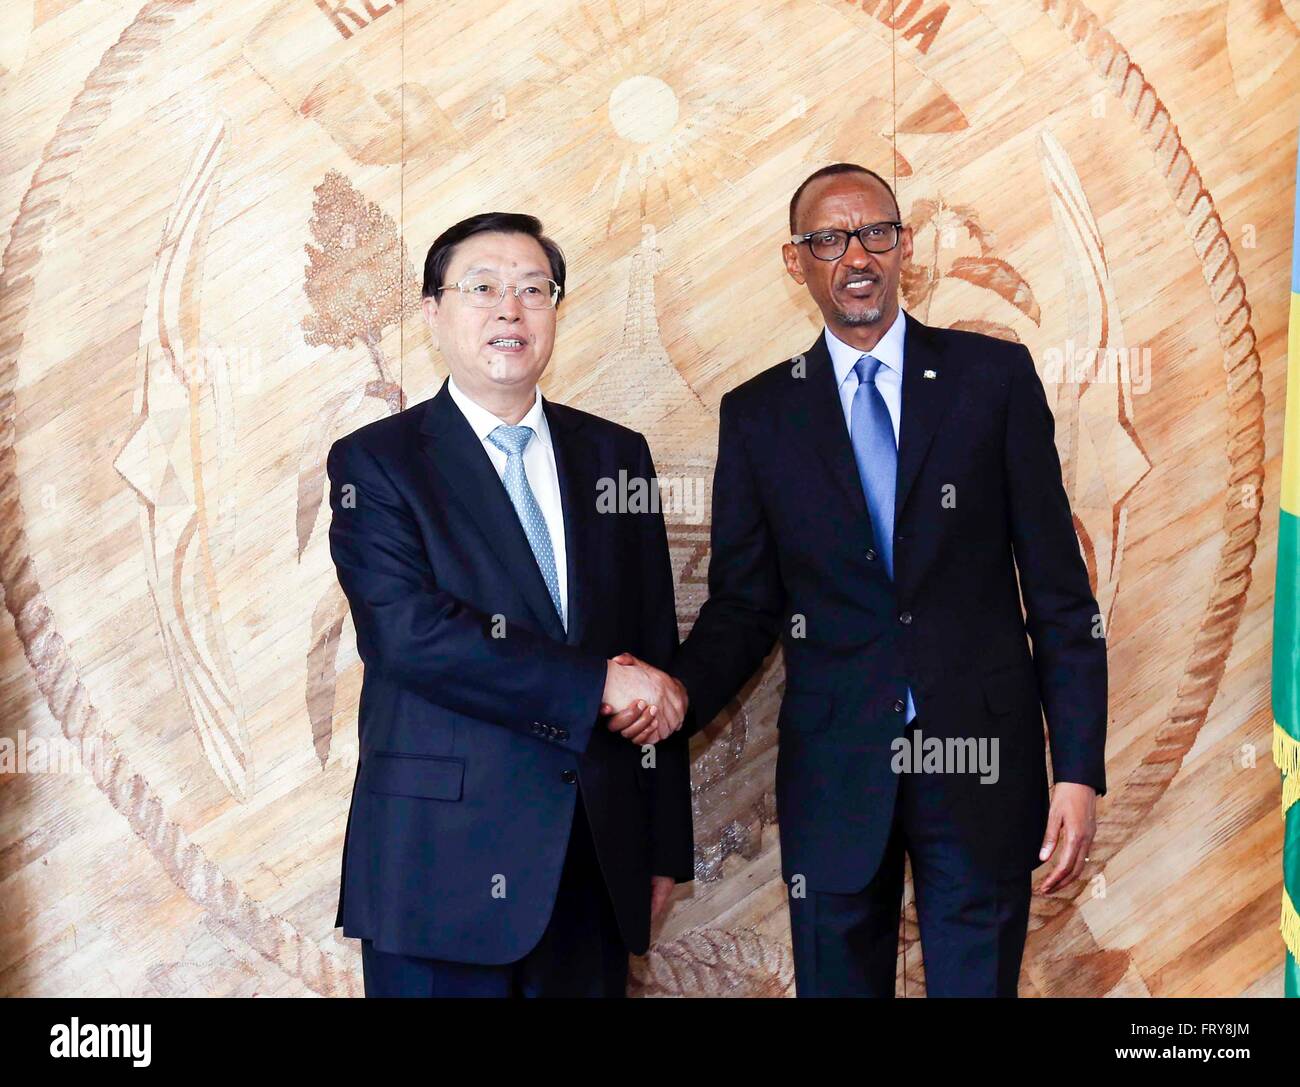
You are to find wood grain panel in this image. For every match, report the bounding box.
[0,0,1294,996]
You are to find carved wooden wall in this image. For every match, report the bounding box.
[1,0,1296,996]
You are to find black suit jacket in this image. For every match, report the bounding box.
[673,311,1107,890]
[327,380,693,963]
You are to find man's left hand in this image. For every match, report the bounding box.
[1036,781,1097,893]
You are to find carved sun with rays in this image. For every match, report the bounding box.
[526,0,790,236]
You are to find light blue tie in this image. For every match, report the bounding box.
[850,354,915,723]
[851,354,897,578]
[487,424,565,629]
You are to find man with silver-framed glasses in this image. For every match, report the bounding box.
[325,211,693,996]
[611,162,1107,996]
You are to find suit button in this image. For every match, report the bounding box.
[561,769,577,784]
[531,722,544,734]
[899,611,912,624]
[865,548,877,561]
[556,728,569,741]
[894,699,905,713]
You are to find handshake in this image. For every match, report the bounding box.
[600,652,689,745]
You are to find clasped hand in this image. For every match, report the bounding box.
[600,652,687,744]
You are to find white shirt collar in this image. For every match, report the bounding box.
[824,305,907,388]
[447,375,552,449]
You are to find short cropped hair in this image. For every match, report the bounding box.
[422,212,567,304]
[789,164,900,233]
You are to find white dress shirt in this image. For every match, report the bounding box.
[446,376,569,625]
[824,304,907,443]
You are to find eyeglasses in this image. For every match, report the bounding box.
[790,222,904,261]
[437,274,560,309]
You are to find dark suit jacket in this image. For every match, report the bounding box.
[326,379,693,964]
[673,311,1107,891]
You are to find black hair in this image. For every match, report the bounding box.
[421,211,567,304]
[788,163,900,233]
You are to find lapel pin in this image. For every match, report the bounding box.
[923,369,937,379]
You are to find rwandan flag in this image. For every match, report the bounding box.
[1275,133,1300,998]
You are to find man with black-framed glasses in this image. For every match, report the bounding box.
[612,162,1107,996]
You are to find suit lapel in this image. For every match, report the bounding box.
[544,397,595,647]
[418,381,567,642]
[799,330,873,534]
[894,312,954,521]
[797,311,956,547]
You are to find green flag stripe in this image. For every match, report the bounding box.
[1284,795,1294,993]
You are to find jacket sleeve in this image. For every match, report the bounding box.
[632,434,696,882]
[326,434,609,754]
[1003,343,1109,795]
[672,388,785,736]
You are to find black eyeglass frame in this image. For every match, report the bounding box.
[789,221,905,260]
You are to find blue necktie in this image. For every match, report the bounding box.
[486,424,565,629]
[851,354,897,579]
[850,354,916,723]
